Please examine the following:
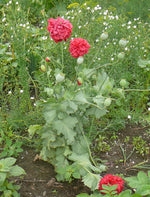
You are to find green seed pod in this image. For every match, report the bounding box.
[104,98,112,106]
[100,32,108,40]
[117,52,125,59]
[120,79,127,87]
[77,56,84,64]
[56,73,65,83]
[119,38,128,47]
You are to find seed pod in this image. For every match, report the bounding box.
[77,56,84,64]
[104,98,112,107]
[117,52,125,59]
[120,79,128,87]
[100,32,108,40]
[119,38,128,47]
[56,73,65,83]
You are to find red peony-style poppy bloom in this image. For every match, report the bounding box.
[69,38,90,58]
[47,17,73,43]
[99,174,124,195]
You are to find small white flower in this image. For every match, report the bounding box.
[42,36,47,40]
[8,91,12,94]
[16,1,18,4]
[30,96,35,100]
[87,7,90,10]
[128,115,131,119]
[78,26,81,29]
[34,103,36,106]
[115,15,119,20]
[2,18,6,22]
[20,90,24,93]
[148,107,150,111]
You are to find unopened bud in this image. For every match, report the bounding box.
[40,65,47,72]
[77,77,83,85]
[45,57,50,62]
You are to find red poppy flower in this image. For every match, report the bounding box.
[47,17,73,43]
[69,38,90,58]
[99,174,124,195]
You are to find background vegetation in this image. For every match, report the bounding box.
[0,0,150,195]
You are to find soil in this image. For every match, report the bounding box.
[7,125,150,196]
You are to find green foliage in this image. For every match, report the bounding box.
[132,136,149,157]
[94,135,110,153]
[0,0,150,194]
[77,171,150,196]
[0,157,26,197]
[125,171,150,196]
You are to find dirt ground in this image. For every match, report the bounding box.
[12,125,150,196]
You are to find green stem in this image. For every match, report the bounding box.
[89,117,95,138]
[125,160,149,170]
[124,89,150,92]
[87,61,118,78]
[61,42,64,69]
[94,123,113,139]
[119,144,126,165]
[27,71,38,99]
[79,122,97,167]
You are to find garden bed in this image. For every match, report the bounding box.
[15,125,149,197]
